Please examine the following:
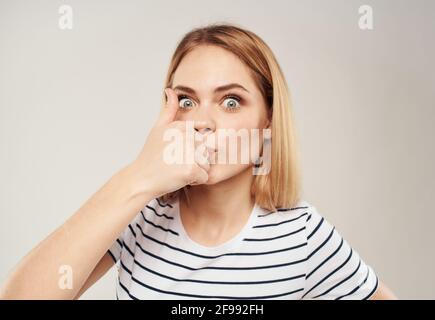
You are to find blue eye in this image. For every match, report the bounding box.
[178,95,194,109]
[222,95,241,112]
[176,93,243,112]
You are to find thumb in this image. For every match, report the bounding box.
[158,88,179,126]
[188,165,209,186]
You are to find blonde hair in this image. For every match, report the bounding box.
[159,22,302,212]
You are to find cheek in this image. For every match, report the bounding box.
[214,117,264,154]
[219,113,261,130]
[205,161,251,185]
[175,111,191,121]
[210,113,265,158]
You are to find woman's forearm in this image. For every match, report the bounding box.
[0,163,155,299]
[370,281,398,300]
[0,88,211,299]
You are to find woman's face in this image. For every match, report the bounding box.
[171,45,270,185]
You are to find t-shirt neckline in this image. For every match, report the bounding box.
[172,195,259,253]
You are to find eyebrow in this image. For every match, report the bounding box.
[172,83,250,95]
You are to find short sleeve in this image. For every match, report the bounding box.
[301,204,379,300]
[107,234,124,263]
[106,209,143,263]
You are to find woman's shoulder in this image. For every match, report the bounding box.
[257,198,338,244]
[258,198,317,223]
[143,197,177,217]
[286,199,337,243]
[284,198,330,228]
[293,199,379,300]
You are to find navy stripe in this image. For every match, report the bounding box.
[156,198,173,208]
[140,211,179,236]
[307,217,324,240]
[253,212,308,228]
[116,238,123,248]
[312,259,362,298]
[136,223,307,259]
[132,239,307,271]
[121,238,307,272]
[128,224,136,237]
[116,266,121,300]
[306,214,312,222]
[244,226,306,241]
[129,254,306,285]
[122,240,135,257]
[362,275,379,300]
[119,260,304,300]
[118,280,139,300]
[335,265,370,300]
[120,260,132,275]
[307,227,335,260]
[306,238,344,279]
[280,206,309,211]
[302,248,353,298]
[145,205,174,220]
[107,249,117,263]
[258,206,309,218]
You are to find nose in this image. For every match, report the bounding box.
[194,118,216,135]
[194,120,216,152]
[191,99,216,132]
[194,127,212,134]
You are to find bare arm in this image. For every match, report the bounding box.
[370,280,398,300]
[0,88,210,300]
[73,252,115,300]
[0,164,153,300]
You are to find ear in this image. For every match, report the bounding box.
[263,117,271,130]
[263,106,272,129]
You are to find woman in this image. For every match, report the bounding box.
[0,23,396,300]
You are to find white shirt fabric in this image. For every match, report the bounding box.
[108,196,378,300]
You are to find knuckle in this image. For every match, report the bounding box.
[186,164,197,177]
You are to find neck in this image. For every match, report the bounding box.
[179,168,255,234]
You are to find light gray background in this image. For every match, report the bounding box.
[1,0,434,299]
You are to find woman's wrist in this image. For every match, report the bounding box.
[113,161,158,207]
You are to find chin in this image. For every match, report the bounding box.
[204,163,251,185]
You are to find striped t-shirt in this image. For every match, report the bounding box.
[107,196,378,300]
